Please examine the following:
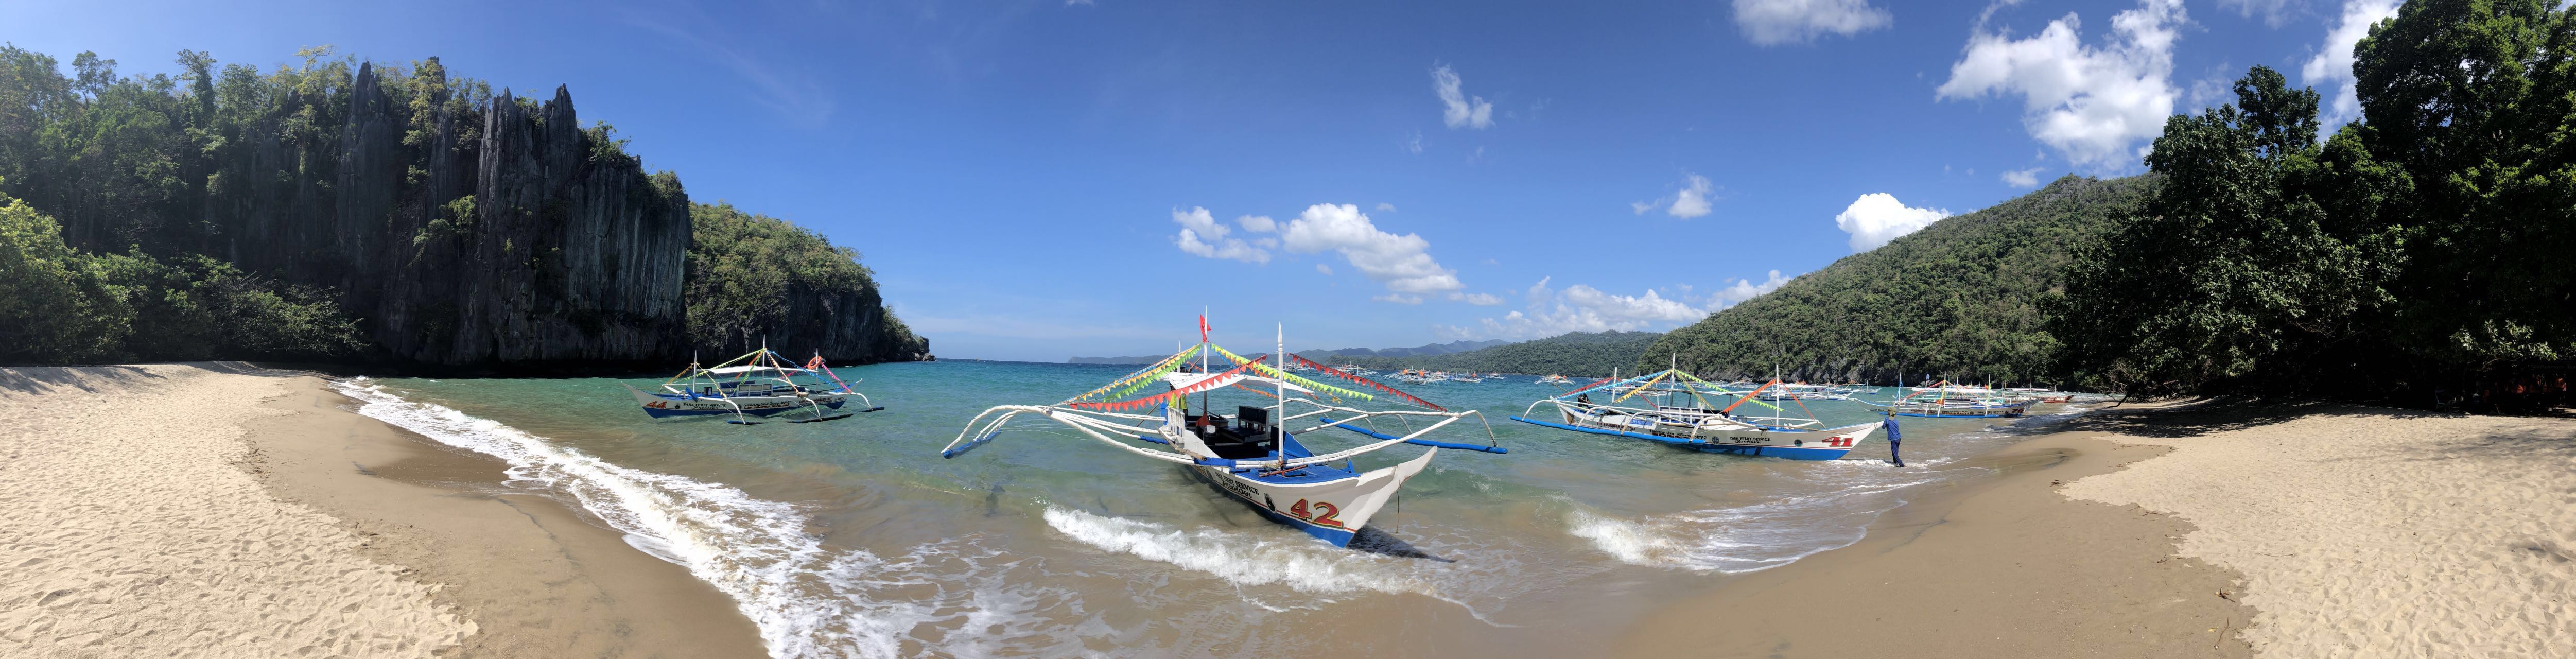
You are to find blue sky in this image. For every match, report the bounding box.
[6,0,2416,360]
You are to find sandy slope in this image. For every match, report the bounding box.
[0,364,474,658]
[2064,407,2576,657]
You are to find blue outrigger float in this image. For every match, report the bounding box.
[942,321,1505,547]
[1511,368,1881,460]
[623,348,883,424]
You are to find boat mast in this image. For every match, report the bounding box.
[1276,323,1287,471]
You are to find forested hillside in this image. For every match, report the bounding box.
[0,46,923,367]
[1322,331,1662,377]
[1645,175,2153,385]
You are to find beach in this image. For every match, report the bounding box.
[0,363,761,658]
[5,365,2570,658]
[1623,400,2574,657]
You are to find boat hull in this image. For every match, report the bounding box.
[1511,410,1878,461]
[1186,448,1438,546]
[628,384,848,418]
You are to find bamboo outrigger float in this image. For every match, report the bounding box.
[941,320,1506,547]
[1510,368,1883,460]
[623,348,883,424]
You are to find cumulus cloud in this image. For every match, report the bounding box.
[1277,203,1465,294]
[1372,293,1424,305]
[1171,206,1270,263]
[1834,193,1951,252]
[2000,167,2044,188]
[1450,292,1504,305]
[1432,65,1494,130]
[1711,270,1791,308]
[2301,0,2400,127]
[1937,0,2186,170]
[1236,215,1276,232]
[1733,0,1894,46]
[1437,277,1715,340]
[1315,263,1334,275]
[2217,0,2301,26]
[1633,174,1717,219]
[1374,202,1397,212]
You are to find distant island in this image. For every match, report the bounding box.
[0,47,925,370]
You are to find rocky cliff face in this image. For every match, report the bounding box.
[232,64,685,367]
[7,55,923,370]
[200,63,913,369]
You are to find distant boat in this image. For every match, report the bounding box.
[1536,374,1572,385]
[1859,380,2033,418]
[625,349,883,424]
[1509,370,1881,460]
[941,321,1506,547]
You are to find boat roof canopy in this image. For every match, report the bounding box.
[1161,371,1315,395]
[703,365,814,376]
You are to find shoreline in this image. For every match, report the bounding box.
[0,363,766,658]
[247,370,769,658]
[1618,423,2257,656]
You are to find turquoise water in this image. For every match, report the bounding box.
[341,360,2078,657]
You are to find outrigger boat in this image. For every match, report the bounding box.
[1535,374,1573,386]
[1510,369,1881,460]
[1859,380,2033,418]
[941,323,1506,547]
[624,349,883,424]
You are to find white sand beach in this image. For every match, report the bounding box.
[0,363,474,657]
[2065,406,2576,656]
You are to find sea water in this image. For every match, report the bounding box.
[339,360,2087,657]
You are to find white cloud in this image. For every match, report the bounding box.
[1404,131,1424,154]
[2000,167,2044,188]
[1171,206,1270,263]
[1431,65,1494,130]
[1236,215,1276,232]
[1065,0,1094,5]
[2217,0,2301,27]
[1441,277,1719,340]
[1315,263,1334,275]
[1276,203,1465,294]
[1633,174,1717,218]
[2301,0,2399,128]
[1733,0,1894,46]
[1710,270,1791,308]
[1937,0,2186,170]
[1450,292,1504,305]
[1372,293,1424,305]
[1834,193,1952,252]
[1374,202,1397,212]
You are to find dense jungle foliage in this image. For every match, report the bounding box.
[1658,1,2576,409]
[1319,331,1663,377]
[0,185,363,363]
[1643,175,2153,386]
[686,201,921,356]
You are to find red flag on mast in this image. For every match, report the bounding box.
[1198,315,1209,343]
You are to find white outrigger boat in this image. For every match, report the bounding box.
[942,323,1505,547]
[1535,374,1573,386]
[1858,380,2034,418]
[624,348,883,424]
[1511,369,1883,460]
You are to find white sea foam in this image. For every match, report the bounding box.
[332,380,1089,658]
[1564,466,1951,573]
[1041,507,1524,623]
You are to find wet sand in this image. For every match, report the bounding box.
[1618,429,2256,657]
[1623,399,2574,657]
[0,363,764,658]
